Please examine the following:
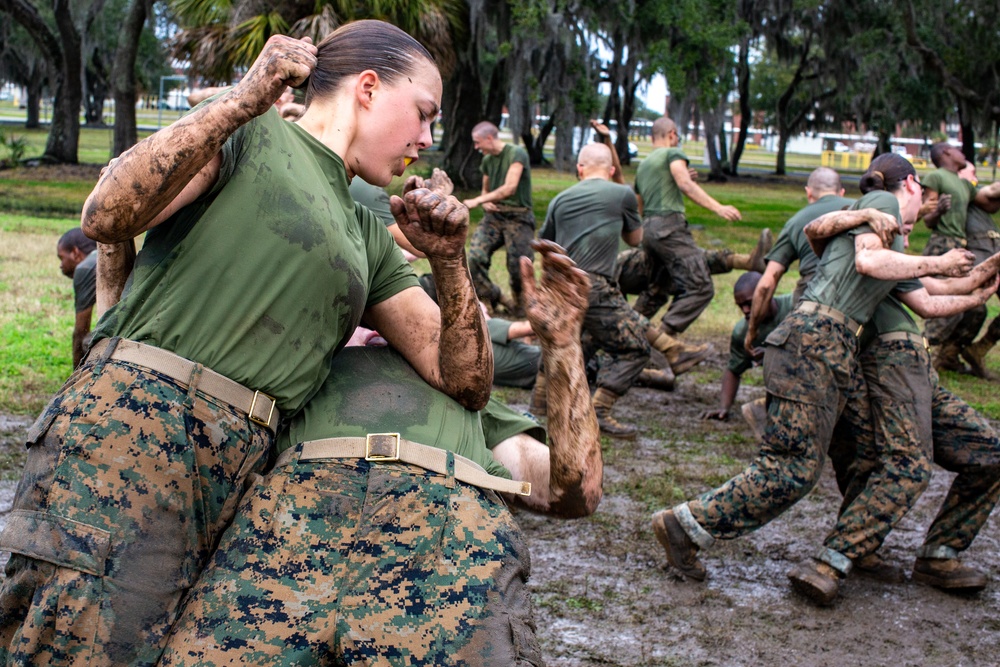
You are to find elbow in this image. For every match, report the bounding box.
[453,382,491,412]
[548,480,604,519]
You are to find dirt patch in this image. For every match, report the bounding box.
[0,163,103,181]
[2,347,999,665]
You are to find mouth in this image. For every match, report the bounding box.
[404,156,416,167]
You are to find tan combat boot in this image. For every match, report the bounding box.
[635,367,675,392]
[529,372,547,417]
[740,397,767,441]
[651,509,706,581]
[592,387,637,440]
[646,327,714,375]
[788,558,842,606]
[960,326,998,380]
[725,228,774,273]
[913,557,988,592]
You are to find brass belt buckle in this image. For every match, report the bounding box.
[366,433,401,461]
[248,390,276,428]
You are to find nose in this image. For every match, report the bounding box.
[417,124,433,150]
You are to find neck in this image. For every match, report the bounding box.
[295,96,358,176]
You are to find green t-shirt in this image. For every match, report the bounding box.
[965,204,1000,263]
[72,250,98,314]
[766,195,855,280]
[93,109,419,414]
[348,178,394,227]
[280,346,511,479]
[867,287,923,341]
[487,318,541,389]
[800,190,905,324]
[539,178,641,278]
[481,396,546,448]
[729,293,795,375]
[634,146,689,216]
[922,167,977,240]
[481,143,532,209]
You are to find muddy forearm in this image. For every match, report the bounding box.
[428,255,493,410]
[538,336,603,518]
[95,241,136,318]
[82,95,251,243]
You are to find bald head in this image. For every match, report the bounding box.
[471,121,499,140]
[806,167,842,196]
[577,142,614,180]
[651,117,677,141]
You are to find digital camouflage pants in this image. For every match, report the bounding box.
[0,353,272,666]
[633,213,714,334]
[614,246,733,298]
[580,273,651,396]
[826,336,1000,569]
[922,233,986,347]
[468,209,536,313]
[679,311,865,543]
[159,448,543,667]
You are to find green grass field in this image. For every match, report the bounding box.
[1,141,998,417]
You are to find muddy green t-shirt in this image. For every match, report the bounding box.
[481,143,532,209]
[539,178,641,278]
[866,282,923,341]
[922,168,977,240]
[93,109,418,414]
[729,293,795,376]
[487,318,541,389]
[279,346,511,479]
[481,396,546,448]
[766,195,855,280]
[634,147,688,216]
[800,190,904,324]
[348,178,394,227]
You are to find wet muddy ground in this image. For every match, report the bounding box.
[1,338,998,666]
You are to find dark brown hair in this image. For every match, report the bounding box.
[305,20,434,107]
[859,153,916,194]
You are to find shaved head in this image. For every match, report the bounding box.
[578,142,613,168]
[806,167,842,195]
[651,117,677,141]
[472,121,499,140]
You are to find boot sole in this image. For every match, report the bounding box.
[600,427,637,440]
[671,345,714,376]
[651,511,706,581]
[912,570,987,593]
[787,566,838,606]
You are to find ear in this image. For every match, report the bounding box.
[356,70,380,109]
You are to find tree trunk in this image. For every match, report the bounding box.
[111,0,148,157]
[730,35,751,175]
[776,116,789,176]
[441,59,485,189]
[25,78,42,129]
[875,129,892,156]
[42,0,82,163]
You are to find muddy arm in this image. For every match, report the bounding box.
[803,208,898,257]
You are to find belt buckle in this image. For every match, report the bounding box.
[989,231,1000,239]
[248,390,276,428]
[366,433,401,461]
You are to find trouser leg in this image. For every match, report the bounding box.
[641,214,714,334]
[584,275,651,396]
[469,215,505,306]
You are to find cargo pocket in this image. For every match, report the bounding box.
[763,326,834,406]
[0,510,111,576]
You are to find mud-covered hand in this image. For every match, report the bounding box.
[866,210,900,248]
[935,193,952,216]
[405,168,454,196]
[390,189,468,260]
[520,239,590,348]
[937,248,976,277]
[700,408,729,421]
[229,35,316,119]
[589,120,612,142]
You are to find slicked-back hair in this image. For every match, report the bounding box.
[859,153,916,194]
[306,20,434,107]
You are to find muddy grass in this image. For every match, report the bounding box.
[1,336,998,666]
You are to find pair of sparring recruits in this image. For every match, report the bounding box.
[652,154,1000,605]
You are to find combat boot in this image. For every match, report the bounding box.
[529,372,547,418]
[651,509,706,581]
[635,367,675,392]
[646,327,714,375]
[592,387,637,440]
[960,321,999,379]
[932,342,971,374]
[725,228,774,273]
[788,558,841,606]
[913,557,988,593]
[740,397,767,441]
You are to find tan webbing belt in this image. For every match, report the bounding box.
[88,338,280,431]
[877,331,928,349]
[797,300,863,337]
[275,434,532,497]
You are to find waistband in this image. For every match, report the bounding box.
[87,338,280,431]
[967,230,1000,240]
[796,301,863,337]
[876,331,928,349]
[491,204,532,215]
[275,434,531,497]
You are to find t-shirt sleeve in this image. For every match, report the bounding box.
[360,206,420,306]
[727,319,753,375]
[73,265,97,313]
[481,397,547,448]
[922,171,943,194]
[666,148,690,166]
[621,188,641,232]
[487,318,512,344]
[204,106,265,200]
[539,199,557,241]
[895,278,923,293]
[513,146,530,169]
[766,226,796,267]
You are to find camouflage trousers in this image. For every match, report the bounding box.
[633,213,714,334]
[922,233,985,346]
[681,310,865,541]
[159,448,542,666]
[468,209,536,312]
[614,247,732,298]
[826,336,1000,569]
[580,274,651,396]
[0,352,272,666]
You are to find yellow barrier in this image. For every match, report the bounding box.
[821,151,873,170]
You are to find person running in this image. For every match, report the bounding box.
[0,22,492,666]
[55,228,99,367]
[463,121,535,316]
[649,153,984,585]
